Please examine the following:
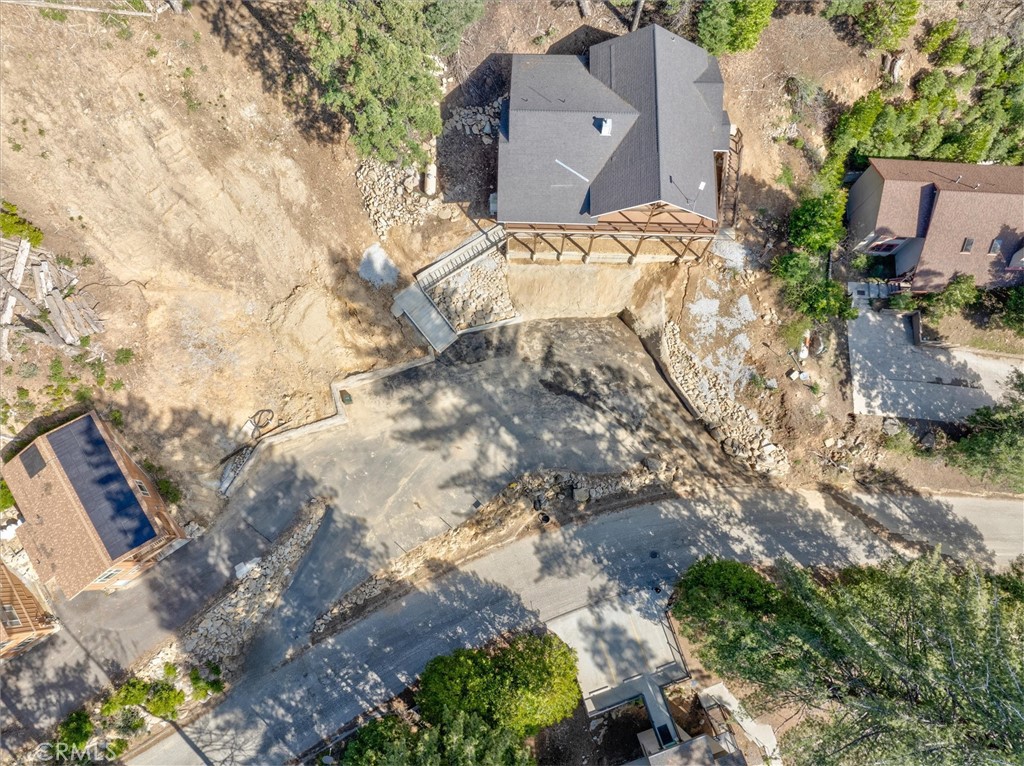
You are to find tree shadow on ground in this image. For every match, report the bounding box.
[438,53,509,218]
[0,390,385,743]
[378,318,745,502]
[139,567,540,763]
[200,0,346,147]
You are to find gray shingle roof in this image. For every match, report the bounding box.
[497,25,730,226]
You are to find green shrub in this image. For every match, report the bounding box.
[772,250,816,284]
[144,681,185,720]
[929,274,979,317]
[888,291,919,311]
[100,677,149,717]
[417,633,580,737]
[114,348,135,365]
[115,708,145,736]
[106,739,129,759]
[935,31,970,66]
[0,480,14,511]
[998,285,1024,336]
[163,662,178,680]
[672,557,779,621]
[789,190,847,253]
[55,710,94,750]
[920,19,957,54]
[787,279,858,321]
[157,478,183,505]
[698,0,776,55]
[189,667,225,701]
[422,0,484,56]
[0,200,43,246]
[110,409,124,430]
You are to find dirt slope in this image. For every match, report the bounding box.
[0,7,429,498]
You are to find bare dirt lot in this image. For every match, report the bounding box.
[2,0,1017,523]
[0,5,446,518]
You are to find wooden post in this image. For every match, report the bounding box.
[630,0,644,31]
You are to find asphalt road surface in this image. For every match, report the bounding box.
[131,488,1022,765]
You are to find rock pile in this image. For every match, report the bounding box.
[428,253,517,330]
[443,98,503,144]
[662,322,790,476]
[169,499,327,673]
[355,158,443,240]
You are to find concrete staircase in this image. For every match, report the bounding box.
[415,225,505,290]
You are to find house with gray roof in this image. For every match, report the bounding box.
[496,25,735,260]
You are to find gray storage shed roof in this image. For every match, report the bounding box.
[497,24,730,226]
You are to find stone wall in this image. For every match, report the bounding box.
[142,499,327,678]
[427,253,517,330]
[313,463,672,640]
[661,322,790,476]
[443,99,502,145]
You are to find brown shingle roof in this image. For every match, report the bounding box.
[0,563,52,644]
[5,413,159,598]
[867,159,1024,290]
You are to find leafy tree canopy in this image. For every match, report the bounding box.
[949,369,1024,492]
[298,0,457,166]
[673,554,1024,765]
[417,633,580,737]
[698,0,776,55]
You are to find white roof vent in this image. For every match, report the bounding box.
[598,118,613,136]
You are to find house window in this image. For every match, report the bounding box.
[1,604,21,628]
[94,568,121,584]
[989,239,1003,254]
[961,238,974,253]
[135,480,150,497]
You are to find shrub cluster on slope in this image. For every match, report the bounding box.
[672,555,1024,765]
[297,0,484,166]
[697,0,776,56]
[949,369,1024,493]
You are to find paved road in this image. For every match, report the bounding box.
[134,487,1023,765]
[3,319,727,738]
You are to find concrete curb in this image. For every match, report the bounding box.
[222,354,437,497]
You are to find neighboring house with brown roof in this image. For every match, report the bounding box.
[846,158,1024,292]
[1,562,59,660]
[4,412,187,600]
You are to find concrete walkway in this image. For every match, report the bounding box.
[392,283,457,352]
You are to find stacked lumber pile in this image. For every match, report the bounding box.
[0,237,104,360]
